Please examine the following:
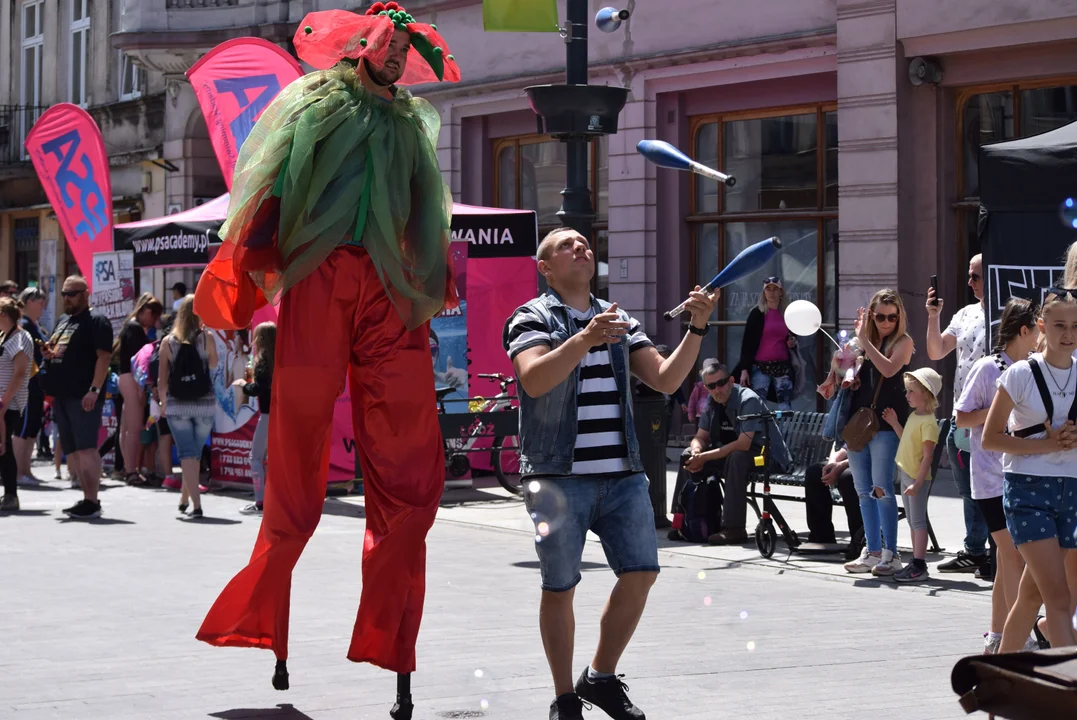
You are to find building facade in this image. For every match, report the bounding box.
[23,0,1077,409]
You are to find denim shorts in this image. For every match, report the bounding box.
[1003,473,1077,549]
[169,415,214,460]
[522,472,661,592]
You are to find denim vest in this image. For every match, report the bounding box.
[508,289,643,476]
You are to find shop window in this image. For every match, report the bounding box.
[12,217,39,289]
[493,135,609,298]
[70,0,90,107]
[957,81,1077,300]
[20,0,44,153]
[690,105,838,410]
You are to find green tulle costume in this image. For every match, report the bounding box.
[209,63,453,330]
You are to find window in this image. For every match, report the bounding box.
[119,52,146,101]
[20,0,44,152]
[70,0,91,106]
[493,135,609,298]
[13,217,40,291]
[690,106,838,410]
[956,81,1077,300]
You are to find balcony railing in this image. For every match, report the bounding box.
[0,105,48,166]
[166,0,240,7]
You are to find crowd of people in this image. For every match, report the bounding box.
[0,277,274,522]
[665,248,1077,664]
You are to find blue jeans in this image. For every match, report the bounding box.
[750,366,793,410]
[522,472,661,592]
[848,430,900,553]
[169,415,214,460]
[946,420,988,555]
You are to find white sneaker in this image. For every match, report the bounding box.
[871,549,903,577]
[16,474,42,486]
[239,502,263,515]
[984,633,1002,655]
[844,547,882,573]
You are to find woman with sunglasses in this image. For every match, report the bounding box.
[0,298,35,512]
[734,276,800,410]
[843,289,914,576]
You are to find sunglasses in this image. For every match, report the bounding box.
[969,273,982,283]
[874,312,899,323]
[764,277,781,286]
[1046,287,1077,299]
[60,290,84,298]
[705,376,732,390]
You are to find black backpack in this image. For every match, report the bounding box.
[168,333,212,401]
[670,478,722,543]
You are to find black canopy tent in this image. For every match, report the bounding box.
[979,119,1077,337]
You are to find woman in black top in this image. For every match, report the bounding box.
[234,321,275,515]
[115,293,163,485]
[842,289,914,577]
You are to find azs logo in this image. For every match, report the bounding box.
[41,130,108,243]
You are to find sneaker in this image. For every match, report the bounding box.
[16,474,41,487]
[938,551,987,574]
[1023,635,1042,651]
[0,494,19,512]
[187,507,204,520]
[239,502,263,515]
[984,633,1002,655]
[549,693,585,720]
[843,547,882,574]
[63,499,87,515]
[975,562,995,581]
[871,550,903,577]
[893,562,929,583]
[162,476,182,491]
[574,669,645,720]
[178,502,188,514]
[69,478,80,489]
[66,500,101,520]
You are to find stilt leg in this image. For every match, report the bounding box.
[272,660,289,690]
[390,673,413,719]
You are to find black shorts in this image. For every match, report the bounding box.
[976,495,1008,535]
[17,385,44,439]
[53,395,105,454]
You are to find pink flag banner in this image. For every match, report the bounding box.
[186,38,303,190]
[24,103,113,289]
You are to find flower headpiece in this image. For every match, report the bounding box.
[293,2,460,85]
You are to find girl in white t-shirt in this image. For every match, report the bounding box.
[983,289,1077,649]
[956,297,1042,653]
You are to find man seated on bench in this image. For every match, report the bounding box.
[681,361,791,546]
[804,444,864,554]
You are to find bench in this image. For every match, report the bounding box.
[742,411,943,554]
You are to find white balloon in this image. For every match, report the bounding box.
[784,300,822,337]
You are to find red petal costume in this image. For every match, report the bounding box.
[195,3,460,678]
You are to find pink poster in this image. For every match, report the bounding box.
[329,379,356,483]
[24,103,113,289]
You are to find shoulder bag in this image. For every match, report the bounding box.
[842,367,884,452]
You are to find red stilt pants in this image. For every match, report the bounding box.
[196,247,445,674]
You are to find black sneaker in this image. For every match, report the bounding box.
[575,670,645,720]
[67,500,101,520]
[63,499,88,515]
[549,693,585,720]
[187,508,204,520]
[0,494,19,512]
[937,551,987,574]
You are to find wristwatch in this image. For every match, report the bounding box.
[89,386,100,394]
[687,323,709,337]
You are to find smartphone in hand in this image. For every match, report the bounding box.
[930,275,938,306]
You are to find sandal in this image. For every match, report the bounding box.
[124,473,147,487]
[1033,615,1051,649]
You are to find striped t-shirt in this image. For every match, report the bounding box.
[0,328,34,413]
[505,302,652,476]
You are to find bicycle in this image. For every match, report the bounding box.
[435,372,522,495]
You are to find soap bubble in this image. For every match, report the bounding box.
[1062,198,1077,230]
[525,480,569,539]
[480,698,490,710]
[740,610,749,620]
[697,571,706,580]
[474,669,484,678]
[703,596,712,606]
[746,641,756,651]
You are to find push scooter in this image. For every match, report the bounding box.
[737,408,802,558]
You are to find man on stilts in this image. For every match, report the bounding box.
[192,5,460,718]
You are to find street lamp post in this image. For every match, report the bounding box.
[558,0,593,239]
